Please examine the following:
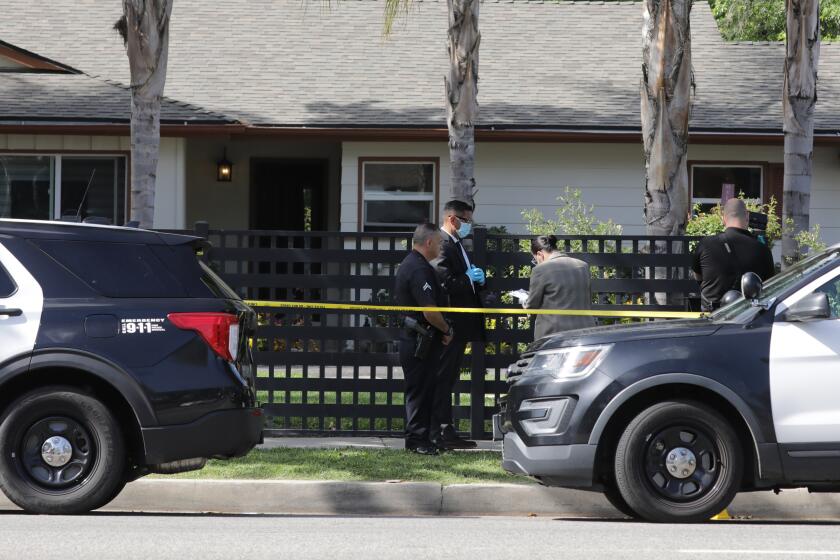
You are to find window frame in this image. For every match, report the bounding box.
[688,161,767,213]
[357,157,440,232]
[0,150,130,224]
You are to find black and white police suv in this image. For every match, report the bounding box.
[498,244,840,522]
[0,220,261,514]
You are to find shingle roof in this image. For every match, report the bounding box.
[1,0,838,133]
[0,72,236,125]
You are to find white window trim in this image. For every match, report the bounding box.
[690,163,764,208]
[0,152,128,223]
[361,160,438,230]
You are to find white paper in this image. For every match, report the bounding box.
[507,289,529,305]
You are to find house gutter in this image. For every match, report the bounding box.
[0,123,248,136]
[3,122,840,145]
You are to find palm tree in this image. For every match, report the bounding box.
[114,0,173,229]
[640,0,693,238]
[782,0,819,266]
[385,0,480,208]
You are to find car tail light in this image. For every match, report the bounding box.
[168,312,240,362]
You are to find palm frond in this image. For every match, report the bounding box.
[383,0,413,38]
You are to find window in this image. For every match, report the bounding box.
[360,159,437,231]
[691,164,762,214]
[814,276,840,319]
[0,263,16,298]
[35,240,187,298]
[0,154,127,225]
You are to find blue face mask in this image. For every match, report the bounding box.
[457,221,472,239]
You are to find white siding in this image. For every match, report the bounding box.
[0,133,186,229]
[155,137,187,229]
[341,141,840,245]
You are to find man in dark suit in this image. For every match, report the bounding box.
[430,200,485,450]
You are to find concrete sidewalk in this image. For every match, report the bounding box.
[258,436,501,451]
[1,479,839,520]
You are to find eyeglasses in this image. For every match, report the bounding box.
[454,215,473,224]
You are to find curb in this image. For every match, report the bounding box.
[1,479,839,519]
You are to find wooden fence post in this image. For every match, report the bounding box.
[194,221,209,238]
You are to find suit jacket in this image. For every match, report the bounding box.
[431,230,486,341]
[525,252,596,340]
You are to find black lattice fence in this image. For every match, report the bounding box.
[179,223,699,439]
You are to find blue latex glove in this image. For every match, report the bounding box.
[467,265,486,285]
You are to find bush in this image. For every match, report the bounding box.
[685,194,826,264]
[522,187,623,255]
[685,194,783,250]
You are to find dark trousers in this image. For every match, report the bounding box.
[399,336,440,447]
[430,336,469,440]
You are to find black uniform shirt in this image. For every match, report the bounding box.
[394,250,444,324]
[691,227,776,310]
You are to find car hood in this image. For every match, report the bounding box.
[531,319,722,351]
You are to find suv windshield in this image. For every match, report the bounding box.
[712,247,840,322]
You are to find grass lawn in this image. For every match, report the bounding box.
[153,448,534,486]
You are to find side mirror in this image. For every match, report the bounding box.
[741,272,763,301]
[720,290,743,307]
[780,292,831,323]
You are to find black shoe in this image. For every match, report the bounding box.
[429,437,451,453]
[406,443,439,456]
[440,426,478,449]
[433,433,478,450]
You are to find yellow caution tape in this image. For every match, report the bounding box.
[243,299,703,320]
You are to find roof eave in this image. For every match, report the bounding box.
[3,122,840,145]
[0,121,246,136]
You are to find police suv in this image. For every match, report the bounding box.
[0,220,261,514]
[499,244,840,522]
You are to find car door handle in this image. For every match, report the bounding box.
[0,308,22,317]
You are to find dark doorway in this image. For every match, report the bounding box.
[250,159,328,231]
[249,159,329,304]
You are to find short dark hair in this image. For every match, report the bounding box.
[531,235,558,254]
[412,222,439,247]
[443,200,474,216]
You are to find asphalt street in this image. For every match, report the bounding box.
[0,513,839,560]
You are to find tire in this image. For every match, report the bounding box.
[613,400,742,523]
[0,387,126,514]
[603,482,637,519]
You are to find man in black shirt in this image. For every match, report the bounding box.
[692,198,776,311]
[394,223,453,455]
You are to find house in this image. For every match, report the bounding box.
[2,0,840,243]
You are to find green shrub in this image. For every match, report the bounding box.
[685,194,783,251]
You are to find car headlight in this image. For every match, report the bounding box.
[525,344,612,380]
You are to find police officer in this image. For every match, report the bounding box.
[692,198,775,311]
[394,223,453,455]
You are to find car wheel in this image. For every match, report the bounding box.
[613,400,742,523]
[0,387,127,514]
[603,481,637,518]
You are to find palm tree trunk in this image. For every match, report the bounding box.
[445,0,480,208]
[121,0,172,229]
[641,0,692,238]
[641,0,692,306]
[782,0,819,267]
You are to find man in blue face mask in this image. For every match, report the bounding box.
[429,200,487,450]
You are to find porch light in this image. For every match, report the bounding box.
[217,149,233,182]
